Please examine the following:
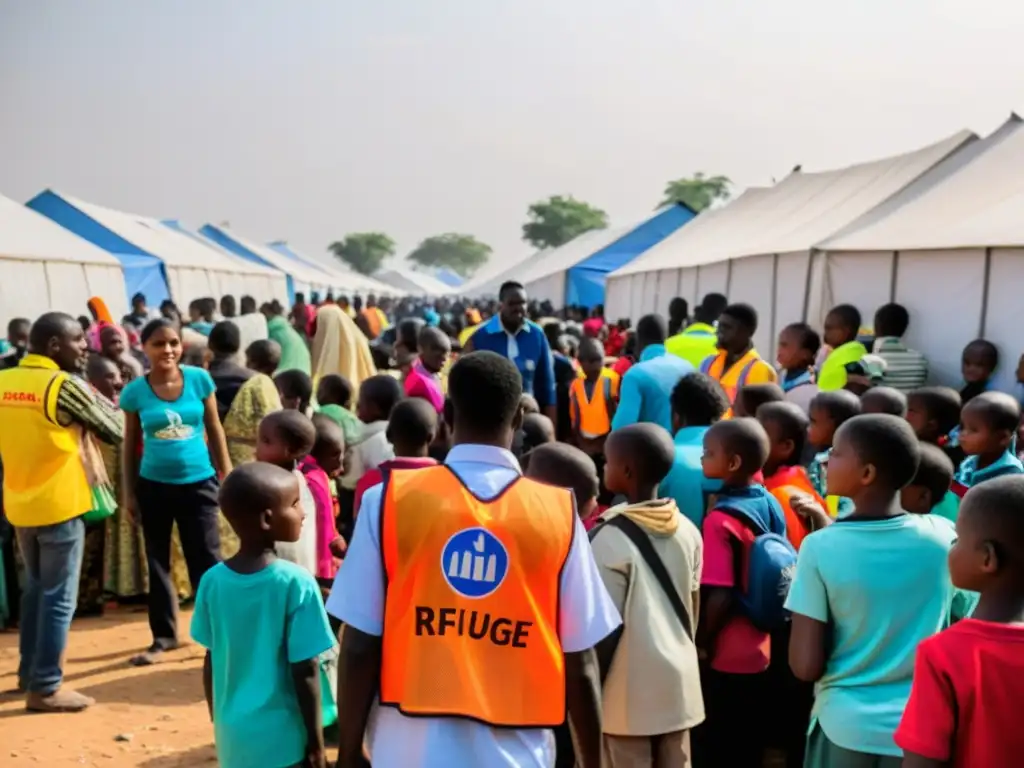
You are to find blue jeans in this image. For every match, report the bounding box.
[16,516,85,694]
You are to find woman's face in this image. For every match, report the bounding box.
[144,326,182,372]
[100,327,125,359]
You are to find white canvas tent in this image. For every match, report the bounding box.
[42,193,288,307]
[453,247,548,297]
[606,129,975,356]
[266,241,403,297]
[0,193,129,325]
[816,115,1024,388]
[376,267,466,296]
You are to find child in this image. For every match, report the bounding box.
[526,441,600,527]
[660,372,731,527]
[245,338,282,377]
[190,463,336,768]
[276,369,314,414]
[256,411,319,577]
[353,398,439,514]
[860,386,907,417]
[954,391,1024,496]
[733,382,785,418]
[86,355,124,402]
[961,338,998,404]
[807,390,862,518]
[315,373,362,448]
[895,476,1024,766]
[694,418,788,767]
[906,386,964,468]
[590,424,704,768]
[570,337,619,458]
[776,322,820,413]
[756,401,829,551]
[304,415,347,585]
[901,442,958,520]
[817,304,867,391]
[786,414,959,767]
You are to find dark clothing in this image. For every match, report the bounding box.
[692,667,769,767]
[552,353,577,443]
[0,347,26,369]
[136,476,221,646]
[208,358,254,423]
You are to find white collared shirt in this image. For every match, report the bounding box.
[326,444,621,768]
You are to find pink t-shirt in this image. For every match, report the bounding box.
[404,360,444,412]
[298,456,341,580]
[352,456,439,516]
[701,509,771,674]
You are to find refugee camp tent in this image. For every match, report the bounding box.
[375,268,453,296]
[27,191,286,308]
[605,128,975,357]
[816,114,1024,388]
[0,193,129,325]
[435,267,464,288]
[452,246,547,298]
[266,241,402,297]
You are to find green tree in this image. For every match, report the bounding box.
[659,173,732,211]
[407,233,492,277]
[328,232,396,275]
[521,195,608,250]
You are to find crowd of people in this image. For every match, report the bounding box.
[2,280,1024,768]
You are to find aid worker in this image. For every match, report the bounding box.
[699,303,777,415]
[327,350,620,768]
[0,312,124,713]
[665,292,728,368]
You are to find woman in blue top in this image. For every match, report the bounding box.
[121,318,232,666]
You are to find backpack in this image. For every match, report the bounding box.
[718,503,798,631]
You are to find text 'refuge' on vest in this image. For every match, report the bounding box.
[379,465,575,728]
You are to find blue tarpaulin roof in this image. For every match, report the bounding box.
[26,190,171,307]
[565,203,696,308]
[435,267,464,287]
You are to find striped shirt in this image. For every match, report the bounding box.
[56,373,124,445]
[872,337,928,392]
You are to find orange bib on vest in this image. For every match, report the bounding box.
[380,466,574,728]
[570,373,616,438]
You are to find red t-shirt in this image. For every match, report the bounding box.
[895,619,1024,766]
[352,457,439,515]
[700,509,771,674]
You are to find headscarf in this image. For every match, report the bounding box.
[267,314,312,375]
[87,296,115,351]
[312,304,376,391]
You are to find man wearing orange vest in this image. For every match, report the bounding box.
[700,303,777,414]
[327,350,620,768]
[0,312,124,713]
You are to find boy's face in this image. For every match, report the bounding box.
[602,438,631,495]
[947,502,992,593]
[807,405,837,449]
[904,396,933,441]
[822,312,852,349]
[822,427,865,498]
[268,478,306,543]
[715,313,745,352]
[776,328,811,371]
[256,422,295,467]
[760,417,794,469]
[962,346,994,384]
[316,437,346,478]
[958,404,1010,458]
[8,322,29,350]
[700,433,737,480]
[899,483,933,515]
[90,364,123,401]
[580,354,603,380]
[356,392,378,423]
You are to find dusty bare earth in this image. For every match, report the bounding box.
[0,606,280,767]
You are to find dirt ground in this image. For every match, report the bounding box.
[0,605,327,767]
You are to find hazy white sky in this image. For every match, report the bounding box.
[2,0,1024,271]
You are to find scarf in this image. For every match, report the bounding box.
[311,305,376,391]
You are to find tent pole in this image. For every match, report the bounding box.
[889,251,900,302]
[725,258,734,296]
[801,249,816,323]
[979,247,993,337]
[769,253,779,360]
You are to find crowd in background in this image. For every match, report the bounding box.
[2,279,1024,768]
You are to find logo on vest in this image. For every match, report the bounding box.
[441,528,508,599]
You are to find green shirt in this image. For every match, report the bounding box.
[191,559,336,768]
[267,315,312,376]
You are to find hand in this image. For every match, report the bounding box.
[329,536,348,559]
[789,493,830,529]
[302,748,327,768]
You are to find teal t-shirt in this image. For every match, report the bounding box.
[930,489,960,523]
[190,559,337,768]
[120,365,216,485]
[660,426,721,527]
[784,514,961,757]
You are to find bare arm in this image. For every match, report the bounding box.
[121,412,141,522]
[698,586,732,658]
[335,625,382,768]
[789,613,829,682]
[291,657,326,768]
[565,648,602,768]
[202,651,213,720]
[203,393,232,479]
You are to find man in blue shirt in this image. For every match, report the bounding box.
[465,282,557,423]
[611,314,694,434]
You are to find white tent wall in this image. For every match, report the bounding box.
[727,255,776,355]
[772,252,812,356]
[0,262,55,323]
[982,248,1024,394]
[524,270,566,307]
[678,267,698,306]
[604,275,630,320]
[652,269,681,316]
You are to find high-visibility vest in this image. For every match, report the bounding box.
[570,373,617,438]
[700,349,775,417]
[666,323,719,368]
[380,466,574,728]
[0,355,91,527]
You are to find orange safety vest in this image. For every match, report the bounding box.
[380,466,574,727]
[570,373,616,438]
[700,349,773,417]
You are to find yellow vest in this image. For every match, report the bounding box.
[0,355,91,527]
[666,323,719,368]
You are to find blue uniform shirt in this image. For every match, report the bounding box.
[468,316,556,408]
